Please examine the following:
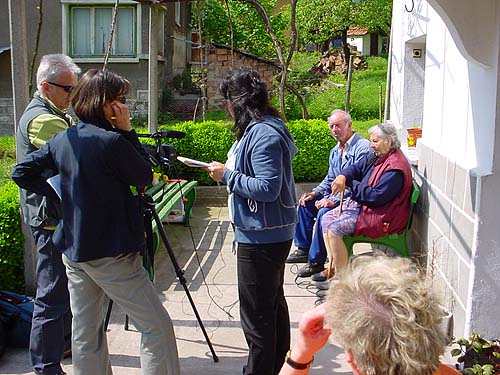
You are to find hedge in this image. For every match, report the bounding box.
[0,180,25,293]
[157,118,335,185]
[0,118,338,291]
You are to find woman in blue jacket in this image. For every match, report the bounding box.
[207,67,298,375]
[12,69,180,375]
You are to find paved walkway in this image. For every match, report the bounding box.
[0,186,353,375]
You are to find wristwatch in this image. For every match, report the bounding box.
[285,350,314,370]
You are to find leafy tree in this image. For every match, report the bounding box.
[297,0,392,59]
[195,0,289,59]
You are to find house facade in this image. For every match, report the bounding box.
[1,0,192,135]
[389,0,500,338]
[346,27,384,57]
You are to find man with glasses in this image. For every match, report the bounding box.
[16,54,80,375]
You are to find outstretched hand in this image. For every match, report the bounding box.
[279,304,331,374]
[295,303,332,359]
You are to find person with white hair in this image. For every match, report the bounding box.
[322,122,412,276]
[280,254,460,375]
[16,53,80,375]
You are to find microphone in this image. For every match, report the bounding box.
[158,130,186,138]
[137,130,186,139]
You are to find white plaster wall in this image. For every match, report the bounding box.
[402,39,425,129]
[421,6,497,173]
[388,0,429,129]
[390,0,497,173]
[349,36,364,55]
[390,0,500,339]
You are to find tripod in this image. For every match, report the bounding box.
[104,190,219,362]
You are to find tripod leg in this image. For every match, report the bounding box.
[147,201,219,362]
[104,299,113,331]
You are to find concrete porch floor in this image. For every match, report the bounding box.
[0,185,356,375]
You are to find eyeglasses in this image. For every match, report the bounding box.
[47,81,75,94]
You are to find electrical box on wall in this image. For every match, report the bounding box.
[412,48,422,58]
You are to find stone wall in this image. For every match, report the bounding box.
[205,45,280,110]
[411,142,478,339]
[0,98,14,136]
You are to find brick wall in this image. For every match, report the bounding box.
[205,45,280,110]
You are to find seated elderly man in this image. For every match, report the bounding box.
[322,122,412,276]
[279,254,459,375]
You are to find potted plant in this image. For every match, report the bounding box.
[406,126,422,147]
[451,332,500,374]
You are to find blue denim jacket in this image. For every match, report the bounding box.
[313,133,371,203]
[222,115,298,244]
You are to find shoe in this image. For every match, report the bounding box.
[311,270,328,282]
[311,280,330,290]
[297,262,325,278]
[286,248,308,263]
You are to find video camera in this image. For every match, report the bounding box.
[137,130,185,169]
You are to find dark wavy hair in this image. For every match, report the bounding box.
[71,69,131,131]
[219,67,281,140]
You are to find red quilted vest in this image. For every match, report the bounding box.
[354,149,412,238]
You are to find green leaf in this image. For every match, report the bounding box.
[481,364,494,375]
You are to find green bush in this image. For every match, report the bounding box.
[0,118,371,289]
[288,119,334,181]
[155,119,339,185]
[0,180,24,293]
[157,121,235,185]
[0,135,16,188]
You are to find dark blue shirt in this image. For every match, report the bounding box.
[342,153,404,207]
[12,122,152,262]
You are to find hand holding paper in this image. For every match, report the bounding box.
[177,156,212,168]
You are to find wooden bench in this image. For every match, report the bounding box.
[145,179,198,255]
[342,180,420,258]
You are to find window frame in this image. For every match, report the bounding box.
[62,0,142,63]
[175,1,181,27]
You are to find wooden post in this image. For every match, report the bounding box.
[8,0,37,294]
[8,0,29,128]
[379,82,383,122]
[148,3,159,133]
[344,54,354,112]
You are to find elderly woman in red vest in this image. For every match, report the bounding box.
[321,122,412,275]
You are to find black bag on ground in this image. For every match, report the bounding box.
[0,290,34,348]
[0,311,7,360]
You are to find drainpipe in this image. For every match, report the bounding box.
[384,17,394,121]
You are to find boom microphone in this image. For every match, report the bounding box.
[137,130,186,139]
[158,130,186,138]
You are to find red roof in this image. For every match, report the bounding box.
[347,27,369,36]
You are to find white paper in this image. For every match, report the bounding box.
[46,175,62,200]
[177,156,212,168]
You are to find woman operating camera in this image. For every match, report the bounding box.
[12,69,180,375]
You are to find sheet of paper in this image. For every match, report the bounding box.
[177,156,212,168]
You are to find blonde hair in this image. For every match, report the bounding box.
[326,254,447,375]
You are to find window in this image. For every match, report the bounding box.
[68,5,137,58]
[175,1,181,27]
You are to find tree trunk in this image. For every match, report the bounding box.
[285,83,309,119]
[342,27,350,74]
[245,0,300,121]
